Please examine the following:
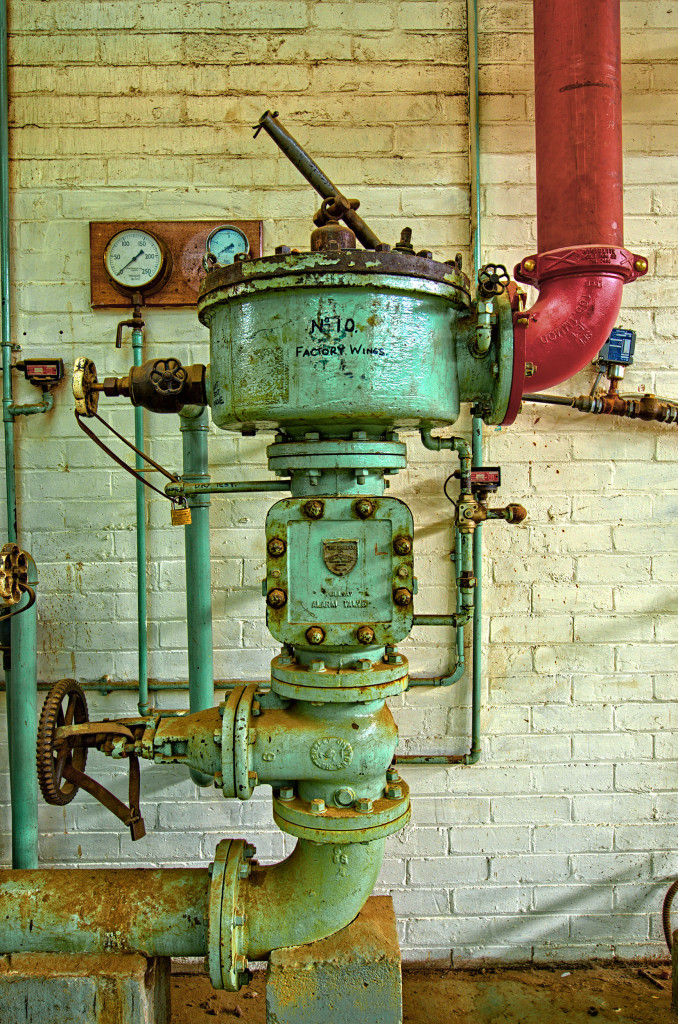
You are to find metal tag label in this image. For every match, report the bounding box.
[322,540,358,576]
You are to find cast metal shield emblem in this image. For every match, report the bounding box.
[323,540,358,576]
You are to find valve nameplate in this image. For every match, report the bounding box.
[265,495,414,647]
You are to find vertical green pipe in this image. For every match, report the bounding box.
[8,555,38,867]
[467,0,481,277]
[132,328,149,716]
[180,406,214,786]
[468,414,483,764]
[1,0,16,544]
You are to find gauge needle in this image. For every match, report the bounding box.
[216,245,236,258]
[118,249,144,273]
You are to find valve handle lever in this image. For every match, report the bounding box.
[253,110,382,250]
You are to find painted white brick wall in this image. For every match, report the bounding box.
[0,0,676,963]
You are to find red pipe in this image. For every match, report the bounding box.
[503,0,647,422]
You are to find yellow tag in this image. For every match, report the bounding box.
[171,504,192,526]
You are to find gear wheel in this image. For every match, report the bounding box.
[37,678,89,806]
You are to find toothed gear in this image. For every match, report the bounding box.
[72,356,99,417]
[37,678,89,806]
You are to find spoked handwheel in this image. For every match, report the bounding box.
[37,678,89,806]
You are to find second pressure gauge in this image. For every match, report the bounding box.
[203,225,250,270]
[103,228,171,295]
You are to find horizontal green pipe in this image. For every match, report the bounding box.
[0,869,210,956]
[9,391,53,417]
[166,479,291,498]
[412,613,471,627]
[1,679,258,694]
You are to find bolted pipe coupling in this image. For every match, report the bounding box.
[208,838,252,991]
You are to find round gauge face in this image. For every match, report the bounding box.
[104,229,167,292]
[205,225,250,267]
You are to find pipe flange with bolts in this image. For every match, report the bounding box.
[272,776,410,843]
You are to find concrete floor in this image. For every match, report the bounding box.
[171,963,674,1023]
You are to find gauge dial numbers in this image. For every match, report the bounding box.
[103,229,171,295]
[203,225,250,270]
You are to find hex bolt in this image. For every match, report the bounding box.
[238,862,251,880]
[385,783,403,799]
[417,249,433,259]
[235,955,247,973]
[385,647,403,665]
[393,535,412,556]
[386,768,400,782]
[251,701,261,716]
[355,658,371,671]
[334,787,355,808]
[275,245,291,255]
[306,626,326,645]
[393,587,413,607]
[375,243,391,252]
[266,588,287,608]
[279,786,294,801]
[310,798,326,815]
[396,565,409,579]
[302,499,324,519]
[244,843,256,860]
[248,771,258,787]
[309,659,325,671]
[267,537,286,557]
[522,258,536,272]
[356,625,375,645]
[355,797,373,813]
[634,258,648,273]
[355,498,375,519]
[524,362,537,377]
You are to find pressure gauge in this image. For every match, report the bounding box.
[103,228,171,295]
[203,224,250,270]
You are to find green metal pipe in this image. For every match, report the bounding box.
[1,0,16,544]
[9,391,54,417]
[166,479,291,498]
[467,0,481,277]
[468,412,483,765]
[7,555,38,867]
[245,838,385,960]
[132,326,149,716]
[0,868,210,956]
[180,406,214,786]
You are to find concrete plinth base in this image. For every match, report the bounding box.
[0,952,170,1023]
[266,895,402,1024]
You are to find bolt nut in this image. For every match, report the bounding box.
[524,362,537,377]
[386,768,400,782]
[244,843,256,860]
[306,626,326,645]
[356,625,375,645]
[393,587,413,607]
[417,249,433,260]
[516,316,529,326]
[522,258,536,272]
[375,243,391,252]
[310,797,326,815]
[355,797,373,813]
[354,658,372,671]
[275,245,291,255]
[234,955,247,973]
[334,787,355,808]
[266,588,287,609]
[238,862,251,880]
[248,771,258,787]
[279,786,294,801]
[303,499,324,519]
[355,498,375,519]
[267,537,286,557]
[309,659,325,671]
[396,565,409,579]
[385,783,403,799]
[393,535,412,556]
[634,257,648,273]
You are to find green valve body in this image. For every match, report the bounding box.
[198,250,513,433]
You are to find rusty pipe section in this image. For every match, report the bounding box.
[523,391,678,424]
[0,869,210,957]
[503,0,648,419]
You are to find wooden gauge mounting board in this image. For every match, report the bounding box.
[89,220,263,308]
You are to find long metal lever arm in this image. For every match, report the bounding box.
[254,110,382,250]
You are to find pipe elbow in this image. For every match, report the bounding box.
[502,246,648,422]
[243,837,385,960]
